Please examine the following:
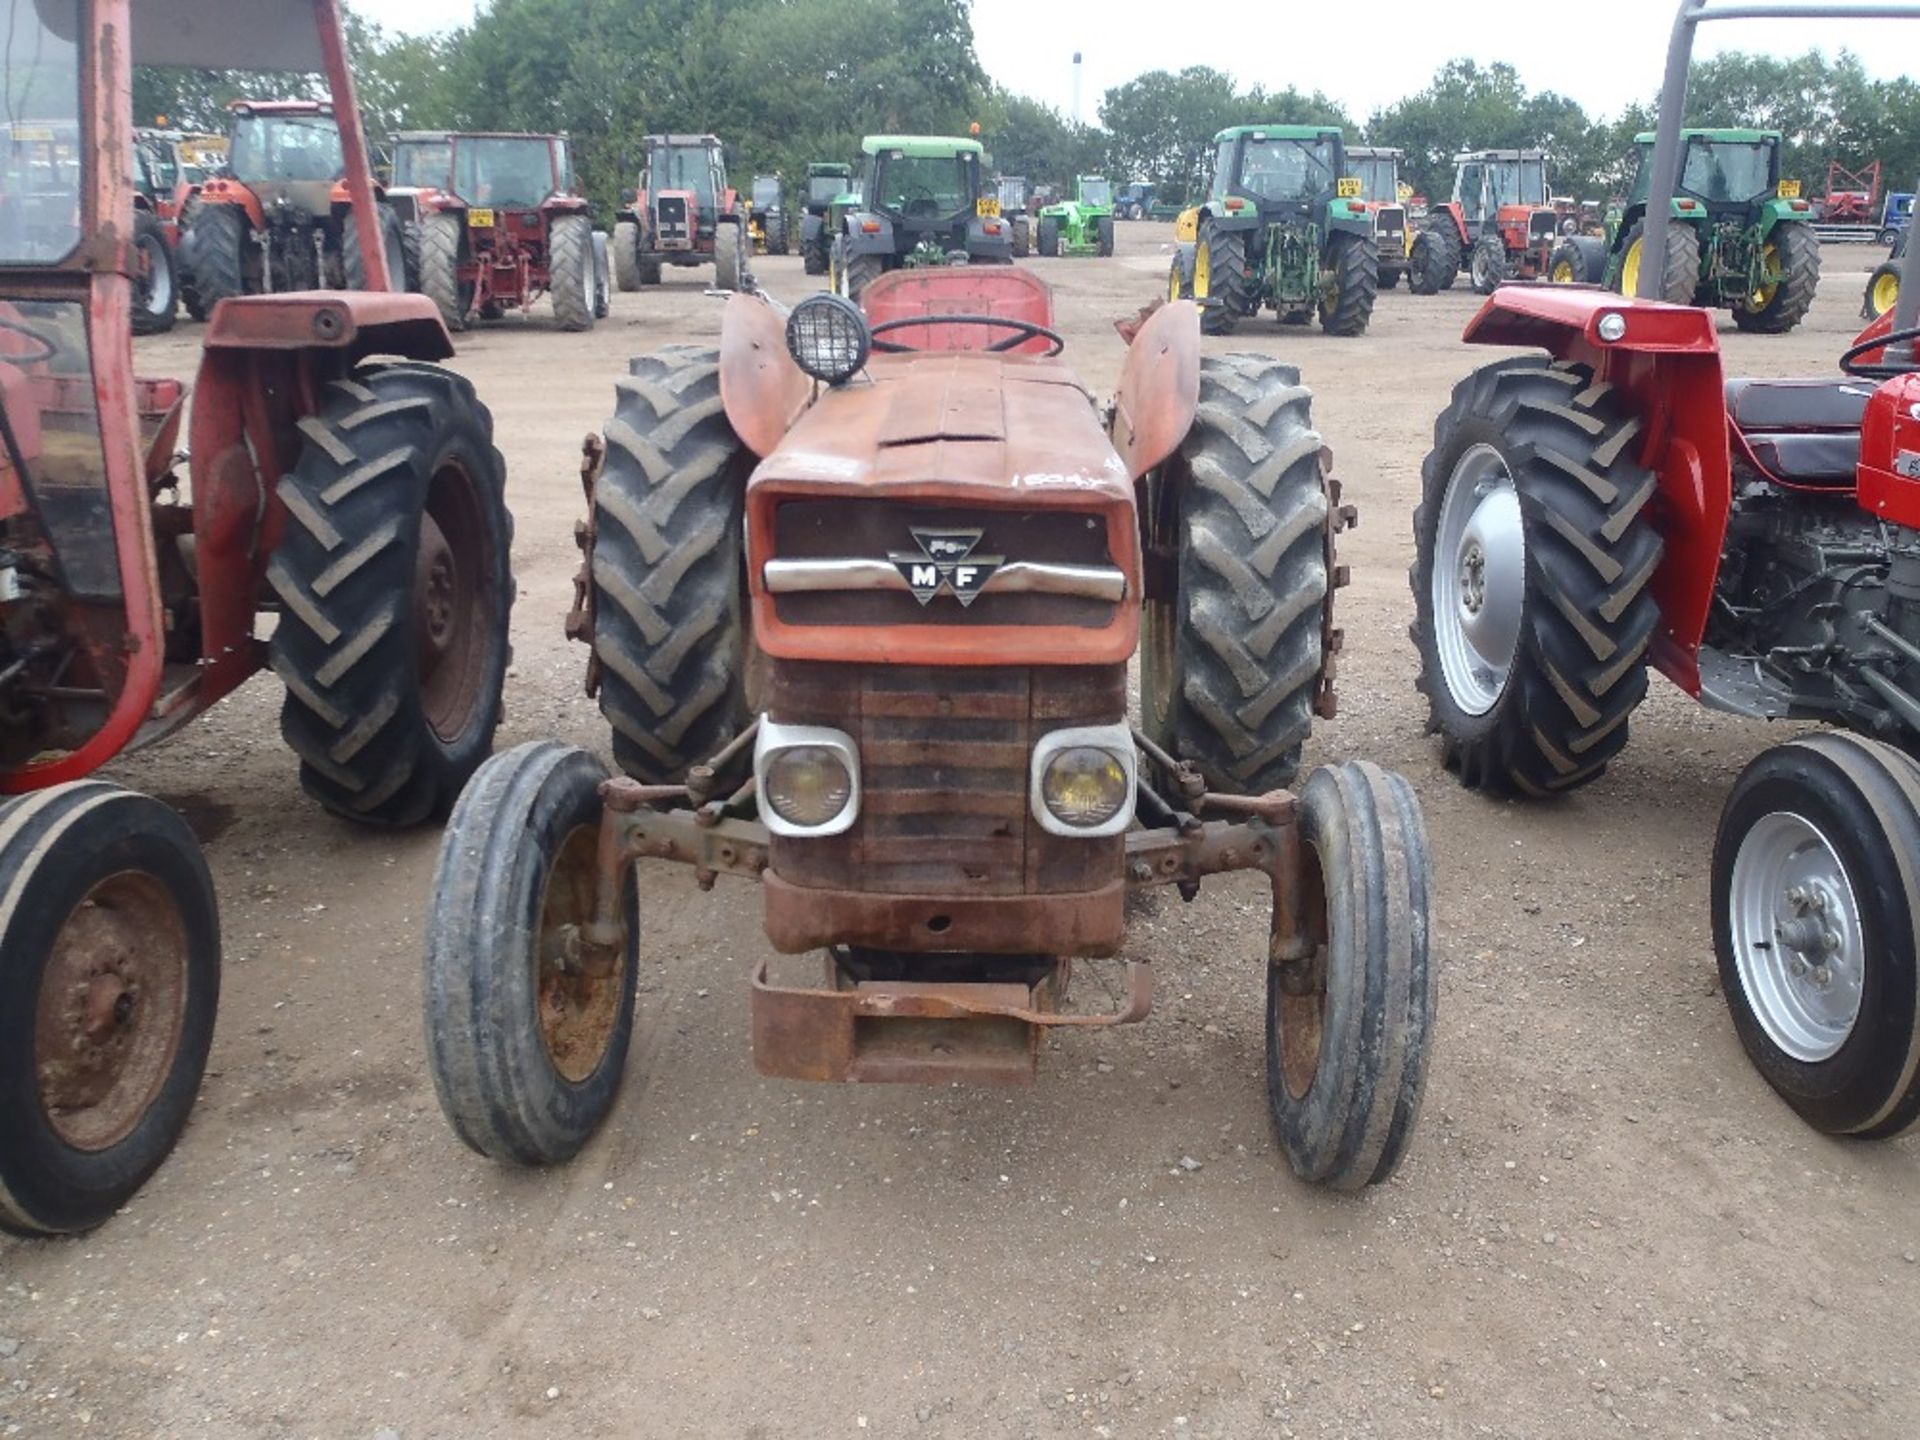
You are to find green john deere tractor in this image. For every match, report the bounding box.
[830,134,1014,302]
[1036,174,1116,257]
[1551,128,1821,333]
[799,160,855,276]
[1168,124,1377,337]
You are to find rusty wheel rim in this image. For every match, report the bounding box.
[536,825,627,1084]
[414,460,493,743]
[33,872,190,1151]
[1278,841,1330,1102]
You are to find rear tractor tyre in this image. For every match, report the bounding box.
[1408,219,1459,295]
[1318,229,1377,336]
[131,211,178,335]
[1011,216,1030,258]
[548,213,596,332]
[1037,215,1060,257]
[400,218,422,291]
[1195,222,1250,335]
[425,741,637,1166]
[269,363,514,826]
[1268,761,1434,1190]
[592,230,612,318]
[1732,221,1820,334]
[343,201,407,293]
[1167,244,1195,302]
[842,251,884,306]
[1096,214,1115,257]
[1141,353,1332,795]
[1864,260,1900,320]
[186,202,249,310]
[0,782,220,1236]
[592,348,753,782]
[1411,357,1661,796]
[1615,217,1700,304]
[714,220,744,292]
[613,219,642,291]
[1713,733,1920,1139]
[417,211,472,331]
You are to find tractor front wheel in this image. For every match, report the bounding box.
[1616,218,1700,304]
[417,211,472,331]
[1407,219,1459,295]
[1141,353,1332,794]
[1268,761,1434,1190]
[548,213,596,332]
[269,363,514,826]
[613,219,643,291]
[426,741,637,1166]
[1732,221,1820,334]
[1713,733,1920,1139]
[1411,357,1662,795]
[1195,222,1250,334]
[592,347,753,782]
[0,782,220,1236]
[1318,229,1378,336]
[1864,259,1900,319]
[131,211,178,335]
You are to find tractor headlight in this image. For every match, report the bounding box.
[1030,724,1137,838]
[1597,311,1628,342]
[785,292,871,385]
[756,721,860,836]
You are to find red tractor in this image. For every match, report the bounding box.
[1411,0,1920,1145]
[422,273,1437,1194]
[612,132,748,293]
[1409,148,1559,295]
[393,131,609,333]
[183,98,407,309]
[0,0,514,1237]
[131,127,225,332]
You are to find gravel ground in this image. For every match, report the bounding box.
[2,227,1916,1440]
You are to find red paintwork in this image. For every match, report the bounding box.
[1111,299,1201,482]
[201,289,452,357]
[1463,287,1731,696]
[1858,374,1920,529]
[716,293,813,459]
[411,134,585,316]
[1848,304,1898,368]
[1435,200,1467,245]
[861,266,1056,354]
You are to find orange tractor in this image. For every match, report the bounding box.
[0,0,514,1237]
[612,133,748,292]
[1409,148,1560,295]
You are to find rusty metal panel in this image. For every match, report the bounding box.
[860,266,1057,355]
[1111,299,1201,481]
[718,292,815,458]
[761,874,1126,956]
[201,292,453,358]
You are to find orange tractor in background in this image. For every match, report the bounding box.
[1409,148,1559,295]
[612,132,748,292]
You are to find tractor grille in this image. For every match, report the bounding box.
[1529,210,1558,242]
[1376,204,1405,237]
[656,195,691,247]
[767,661,1126,897]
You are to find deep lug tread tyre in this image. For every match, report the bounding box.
[187,202,248,309]
[592,348,752,783]
[714,220,744,291]
[1732,220,1820,334]
[417,211,470,330]
[1318,229,1377,336]
[592,230,612,317]
[1198,222,1250,334]
[1468,234,1509,295]
[1408,218,1460,295]
[270,363,514,826]
[1616,217,1700,304]
[548,213,596,331]
[1268,761,1434,1190]
[0,782,220,1236]
[1038,215,1059,257]
[1011,216,1030,258]
[1143,354,1331,794]
[426,742,637,1166]
[131,211,178,335]
[613,219,642,291]
[400,218,422,291]
[1713,734,1920,1139]
[1411,357,1662,796]
[843,251,884,305]
[343,201,406,292]
[1096,214,1115,256]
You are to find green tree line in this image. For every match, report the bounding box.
[133,3,1920,216]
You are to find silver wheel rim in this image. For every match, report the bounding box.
[1432,443,1525,715]
[1728,811,1864,1062]
[139,235,174,317]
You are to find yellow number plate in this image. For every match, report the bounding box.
[1777,180,1802,199]
[977,197,1001,218]
[468,208,495,228]
[1336,177,1363,199]
[10,126,53,143]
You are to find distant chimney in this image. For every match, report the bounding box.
[1072,52,1083,125]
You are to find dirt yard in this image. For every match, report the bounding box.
[3,230,1916,1440]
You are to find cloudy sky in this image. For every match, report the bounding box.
[360,0,1919,122]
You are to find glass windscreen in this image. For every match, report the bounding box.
[1079,178,1112,207]
[653,145,716,202]
[809,173,848,205]
[1353,156,1399,203]
[1679,139,1774,204]
[873,152,973,216]
[1489,159,1548,208]
[0,1,83,264]
[392,140,452,189]
[1236,137,1336,203]
[452,137,554,209]
[997,177,1027,208]
[752,177,780,208]
[229,114,345,184]
[0,299,114,596]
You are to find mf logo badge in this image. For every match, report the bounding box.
[889,528,1004,607]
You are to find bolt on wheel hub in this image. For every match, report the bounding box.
[1730,812,1864,1063]
[1432,444,1526,716]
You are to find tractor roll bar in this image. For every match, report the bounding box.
[1644,0,1920,347]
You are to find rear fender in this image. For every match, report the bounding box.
[1202,209,1261,236]
[198,180,265,231]
[1324,199,1373,239]
[718,293,813,459]
[1755,198,1816,239]
[1111,299,1200,481]
[1435,201,1468,243]
[1463,286,1731,694]
[963,213,1014,257]
[843,211,896,257]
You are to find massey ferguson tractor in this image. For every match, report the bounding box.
[0,0,514,1237]
[424,273,1436,1194]
[611,133,746,292]
[183,98,409,310]
[1166,124,1378,337]
[1034,174,1116,257]
[401,131,607,333]
[799,160,855,276]
[1551,128,1822,333]
[1411,0,1920,1146]
[829,135,1015,303]
[1347,145,1411,290]
[1409,148,1559,295]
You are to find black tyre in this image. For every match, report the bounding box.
[714,219,744,291]
[343,201,407,292]
[592,347,752,782]
[842,250,884,306]
[1379,264,1402,291]
[803,229,830,276]
[269,363,514,825]
[1713,733,1920,1139]
[400,218,422,291]
[1096,214,1115,257]
[1195,221,1251,335]
[1732,221,1820,334]
[1548,236,1605,284]
[1468,234,1509,295]
[640,255,663,285]
[1863,259,1901,320]
[1317,229,1377,336]
[1167,244,1194,302]
[766,213,789,256]
[1142,353,1331,794]
[592,230,612,318]
[177,193,208,320]
[548,212,596,332]
[1038,215,1060,257]
[426,742,637,1166]
[186,201,249,310]
[1408,218,1459,295]
[613,218,642,291]
[1411,357,1662,796]
[131,211,178,335]
[0,782,219,1236]
[417,211,472,331]
[1614,217,1699,304]
[1268,761,1433,1190]
[1011,216,1030,258]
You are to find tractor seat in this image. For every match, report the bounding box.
[1724,377,1877,486]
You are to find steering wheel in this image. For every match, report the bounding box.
[0,315,57,367]
[1840,323,1920,378]
[869,313,1065,356]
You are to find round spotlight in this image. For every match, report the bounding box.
[1597,311,1628,342]
[785,292,871,385]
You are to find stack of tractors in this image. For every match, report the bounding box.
[612,133,748,293]
[1035,175,1116,258]
[1409,149,1559,295]
[827,135,1014,302]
